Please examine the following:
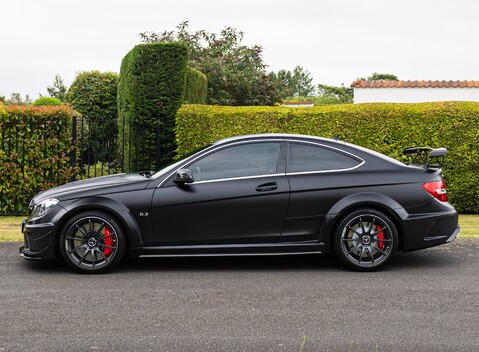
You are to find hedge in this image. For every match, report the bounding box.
[183,67,207,104]
[0,104,75,213]
[118,43,188,170]
[176,102,479,213]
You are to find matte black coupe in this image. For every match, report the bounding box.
[20,134,459,273]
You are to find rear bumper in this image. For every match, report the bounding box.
[446,226,460,242]
[401,209,459,252]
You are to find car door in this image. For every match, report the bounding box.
[151,141,290,245]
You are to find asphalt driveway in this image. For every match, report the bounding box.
[1,239,478,351]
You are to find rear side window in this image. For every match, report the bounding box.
[287,143,361,173]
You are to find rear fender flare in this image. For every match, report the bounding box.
[321,192,408,249]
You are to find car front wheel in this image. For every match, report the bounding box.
[59,211,125,274]
[333,209,398,271]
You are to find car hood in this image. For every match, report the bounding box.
[32,173,150,203]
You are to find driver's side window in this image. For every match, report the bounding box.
[188,142,280,181]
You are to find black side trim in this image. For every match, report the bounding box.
[132,241,326,257]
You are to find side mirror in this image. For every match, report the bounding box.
[174,168,194,185]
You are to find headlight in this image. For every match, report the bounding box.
[30,198,59,219]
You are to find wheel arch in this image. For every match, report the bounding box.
[53,196,143,255]
[321,193,408,252]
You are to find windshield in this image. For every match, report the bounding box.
[150,144,212,180]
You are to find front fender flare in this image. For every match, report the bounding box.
[58,196,143,248]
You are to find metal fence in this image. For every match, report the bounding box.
[72,115,125,180]
[0,115,161,214]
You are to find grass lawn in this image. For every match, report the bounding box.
[0,216,25,242]
[1,214,478,242]
[457,215,479,239]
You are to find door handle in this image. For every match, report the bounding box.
[255,182,279,192]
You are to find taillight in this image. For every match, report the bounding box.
[422,180,448,202]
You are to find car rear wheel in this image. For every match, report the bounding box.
[333,209,398,271]
[59,211,125,274]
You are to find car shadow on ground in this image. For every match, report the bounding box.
[18,253,342,274]
[117,247,459,273]
[121,253,342,273]
[16,245,461,275]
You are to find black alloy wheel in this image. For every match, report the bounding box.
[59,211,125,273]
[334,209,398,271]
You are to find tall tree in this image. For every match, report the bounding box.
[316,84,353,104]
[139,21,283,106]
[269,66,315,100]
[292,66,315,98]
[47,75,68,102]
[66,71,119,164]
[269,70,294,97]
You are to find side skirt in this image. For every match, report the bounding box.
[129,241,327,258]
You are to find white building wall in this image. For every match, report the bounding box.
[354,87,479,103]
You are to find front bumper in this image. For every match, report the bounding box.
[19,220,57,260]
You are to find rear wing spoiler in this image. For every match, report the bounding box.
[403,147,447,170]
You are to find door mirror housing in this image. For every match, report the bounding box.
[174,169,194,185]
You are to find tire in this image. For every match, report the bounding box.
[59,211,126,274]
[333,209,398,271]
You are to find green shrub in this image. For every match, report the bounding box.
[184,67,207,104]
[0,105,75,213]
[66,71,119,163]
[118,43,188,170]
[176,102,479,213]
[32,96,63,106]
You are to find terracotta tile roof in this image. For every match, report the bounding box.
[351,80,479,88]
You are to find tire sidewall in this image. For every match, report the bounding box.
[59,210,126,274]
[333,208,398,271]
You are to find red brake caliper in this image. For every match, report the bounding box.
[103,227,113,257]
[377,225,385,250]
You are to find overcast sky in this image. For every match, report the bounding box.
[2,0,479,100]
